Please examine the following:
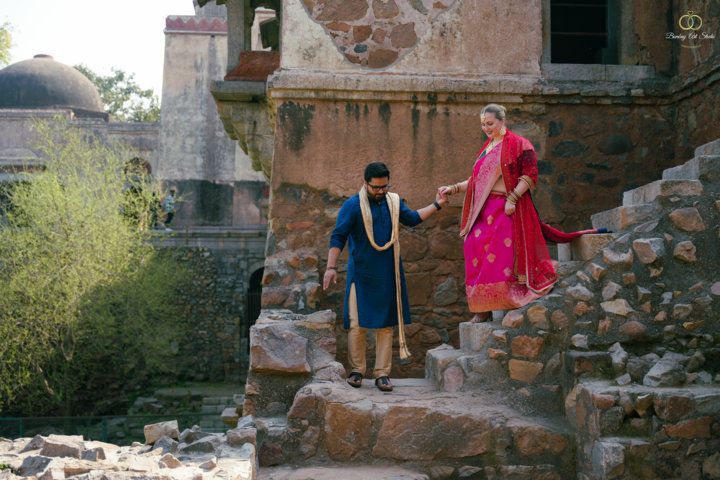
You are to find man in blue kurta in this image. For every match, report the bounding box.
[323,162,447,392]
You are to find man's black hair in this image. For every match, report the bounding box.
[364,162,390,182]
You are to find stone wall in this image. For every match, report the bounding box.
[157,230,266,382]
[0,110,159,174]
[260,90,711,377]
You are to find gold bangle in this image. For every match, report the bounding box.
[519,176,535,190]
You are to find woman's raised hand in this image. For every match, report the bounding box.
[438,185,451,200]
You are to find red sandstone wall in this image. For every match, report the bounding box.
[261,98,693,376]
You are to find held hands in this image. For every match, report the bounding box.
[322,268,337,290]
[438,182,463,201]
[437,185,451,201]
[435,190,448,207]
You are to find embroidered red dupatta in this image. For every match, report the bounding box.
[460,130,597,293]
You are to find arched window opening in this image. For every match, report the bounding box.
[244,267,264,352]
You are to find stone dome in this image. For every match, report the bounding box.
[0,54,105,116]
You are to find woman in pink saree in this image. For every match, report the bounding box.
[439,104,601,322]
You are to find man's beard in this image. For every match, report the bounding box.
[368,191,386,202]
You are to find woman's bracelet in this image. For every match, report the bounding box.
[519,176,535,190]
[507,191,520,204]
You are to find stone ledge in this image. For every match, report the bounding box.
[211,80,268,102]
[541,64,657,82]
[662,154,720,182]
[591,203,658,231]
[286,380,575,471]
[622,179,703,207]
[266,69,669,103]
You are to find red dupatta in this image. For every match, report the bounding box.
[460,130,598,292]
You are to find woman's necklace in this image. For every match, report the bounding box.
[485,135,502,153]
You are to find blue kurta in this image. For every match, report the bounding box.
[330,193,422,329]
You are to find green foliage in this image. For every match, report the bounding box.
[0,22,11,66]
[0,119,188,415]
[74,64,160,123]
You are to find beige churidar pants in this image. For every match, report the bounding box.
[347,283,393,378]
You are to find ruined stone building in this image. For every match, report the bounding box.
[0,1,273,383]
[208,0,719,371]
[0,53,158,192]
[198,0,720,478]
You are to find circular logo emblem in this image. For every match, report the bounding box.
[679,11,703,31]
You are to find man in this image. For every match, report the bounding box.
[323,162,447,392]
[161,188,176,231]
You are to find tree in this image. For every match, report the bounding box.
[0,119,187,415]
[0,22,11,66]
[75,64,161,123]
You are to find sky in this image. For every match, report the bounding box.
[1,0,197,96]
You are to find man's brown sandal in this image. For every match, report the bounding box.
[347,372,363,388]
[375,376,393,392]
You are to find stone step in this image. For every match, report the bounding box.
[425,345,468,390]
[622,179,703,207]
[694,138,720,157]
[281,379,575,477]
[201,404,227,414]
[662,154,720,182]
[260,463,567,480]
[459,321,497,352]
[557,260,585,277]
[571,380,720,480]
[557,233,617,262]
[259,464,429,480]
[591,203,658,231]
[427,322,511,393]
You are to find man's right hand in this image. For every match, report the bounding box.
[323,269,337,290]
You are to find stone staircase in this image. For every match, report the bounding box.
[200,395,245,431]
[240,139,720,479]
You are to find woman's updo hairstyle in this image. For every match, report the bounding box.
[481,103,507,121]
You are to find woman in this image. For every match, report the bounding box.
[439,104,601,322]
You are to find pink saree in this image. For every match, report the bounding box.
[462,142,547,312]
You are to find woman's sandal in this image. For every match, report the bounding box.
[469,313,491,323]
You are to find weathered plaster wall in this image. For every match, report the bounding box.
[620,0,673,74]
[106,122,160,171]
[669,1,720,162]
[281,0,543,74]
[270,99,679,229]
[158,16,267,227]
[672,1,720,77]
[0,110,158,172]
[158,25,237,181]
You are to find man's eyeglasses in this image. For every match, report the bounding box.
[367,183,391,191]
